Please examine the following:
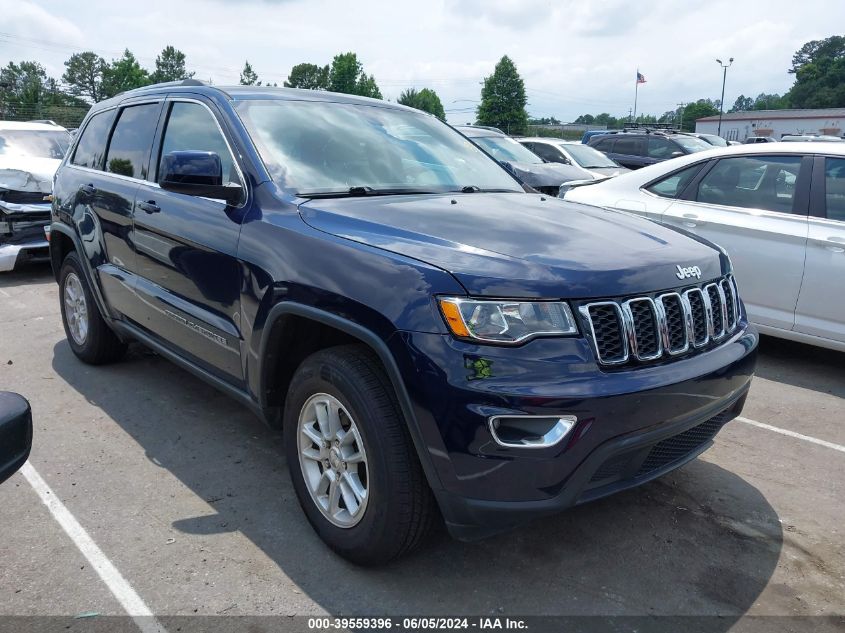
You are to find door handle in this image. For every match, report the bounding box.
[137,200,161,214]
[78,184,96,197]
[681,213,705,228]
[810,237,845,253]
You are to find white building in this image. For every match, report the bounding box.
[695,108,845,141]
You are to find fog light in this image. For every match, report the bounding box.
[488,415,576,449]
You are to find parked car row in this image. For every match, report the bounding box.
[563,142,845,352]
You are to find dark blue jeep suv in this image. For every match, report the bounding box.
[49,80,757,565]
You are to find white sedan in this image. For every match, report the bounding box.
[563,142,845,352]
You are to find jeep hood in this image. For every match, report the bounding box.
[298,192,725,298]
[0,156,61,194]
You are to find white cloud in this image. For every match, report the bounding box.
[0,0,842,123]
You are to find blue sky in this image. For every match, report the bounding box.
[1,0,842,123]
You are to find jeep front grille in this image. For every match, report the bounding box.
[579,275,740,367]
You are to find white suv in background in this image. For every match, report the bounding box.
[562,142,845,352]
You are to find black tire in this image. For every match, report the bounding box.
[59,252,127,365]
[283,344,436,565]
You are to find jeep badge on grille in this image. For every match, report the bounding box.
[675,265,702,280]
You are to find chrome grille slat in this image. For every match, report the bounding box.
[581,275,741,367]
[720,276,738,331]
[657,292,689,355]
[683,288,710,348]
[579,302,628,365]
[622,297,663,361]
[705,283,726,339]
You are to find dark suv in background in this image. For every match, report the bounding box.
[49,80,757,565]
[588,129,712,169]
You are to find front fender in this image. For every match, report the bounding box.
[49,221,115,325]
[255,301,445,492]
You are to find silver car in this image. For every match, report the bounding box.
[562,142,845,352]
[518,137,630,179]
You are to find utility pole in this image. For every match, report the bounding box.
[677,102,688,131]
[716,58,734,136]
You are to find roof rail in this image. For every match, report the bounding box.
[114,78,209,98]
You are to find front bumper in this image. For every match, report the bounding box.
[390,321,758,540]
[0,201,51,271]
[0,240,50,272]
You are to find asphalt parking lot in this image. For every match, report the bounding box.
[1,264,843,632]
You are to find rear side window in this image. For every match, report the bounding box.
[825,158,845,221]
[645,163,704,198]
[158,102,238,184]
[105,103,162,180]
[71,110,116,169]
[695,155,803,213]
[530,142,564,162]
[647,137,676,159]
[592,137,614,151]
[614,137,641,156]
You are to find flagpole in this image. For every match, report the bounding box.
[633,68,639,123]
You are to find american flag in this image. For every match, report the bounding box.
[637,71,647,84]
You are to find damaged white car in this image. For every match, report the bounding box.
[0,121,71,271]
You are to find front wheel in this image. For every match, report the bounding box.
[283,344,436,565]
[59,252,127,365]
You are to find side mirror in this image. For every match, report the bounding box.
[0,392,32,485]
[159,151,243,204]
[670,151,684,157]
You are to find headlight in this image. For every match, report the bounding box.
[438,297,578,344]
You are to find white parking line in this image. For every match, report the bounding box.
[736,416,845,454]
[21,462,168,633]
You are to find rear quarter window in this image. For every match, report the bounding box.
[105,103,162,180]
[645,163,705,198]
[71,110,117,170]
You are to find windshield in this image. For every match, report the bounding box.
[673,136,712,153]
[558,143,618,168]
[233,100,523,195]
[472,136,544,164]
[699,134,728,147]
[0,129,70,159]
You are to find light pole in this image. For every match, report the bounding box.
[716,58,733,137]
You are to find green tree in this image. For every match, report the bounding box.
[730,94,754,112]
[476,55,528,135]
[327,52,382,98]
[752,92,788,110]
[62,51,107,102]
[681,99,720,131]
[150,46,194,83]
[240,60,260,86]
[397,87,445,120]
[284,63,329,90]
[2,60,89,122]
[101,49,150,98]
[786,36,845,108]
[0,61,48,110]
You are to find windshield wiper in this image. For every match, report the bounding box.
[297,186,440,199]
[452,186,518,194]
